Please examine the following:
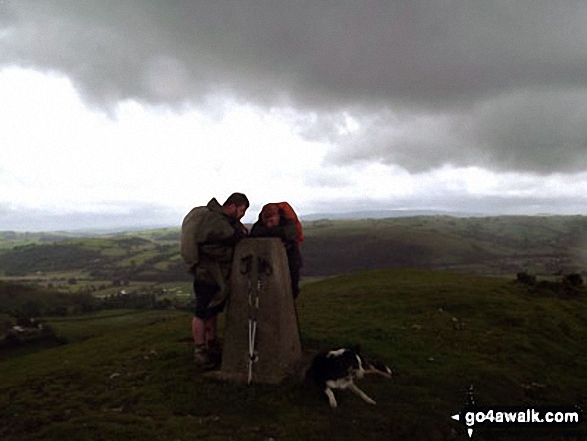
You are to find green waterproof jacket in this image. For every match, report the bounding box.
[180,198,245,308]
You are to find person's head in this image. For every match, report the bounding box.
[260,203,280,228]
[222,192,249,220]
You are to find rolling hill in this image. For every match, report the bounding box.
[0,216,586,284]
[1,269,585,440]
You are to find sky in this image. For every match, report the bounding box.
[2,1,587,231]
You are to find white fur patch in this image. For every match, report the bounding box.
[354,354,365,378]
[326,377,353,390]
[327,348,346,357]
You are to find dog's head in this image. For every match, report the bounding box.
[323,347,366,379]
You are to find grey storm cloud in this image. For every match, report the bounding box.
[2,0,587,173]
[325,89,587,173]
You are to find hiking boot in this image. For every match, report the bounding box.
[207,339,223,368]
[194,345,216,370]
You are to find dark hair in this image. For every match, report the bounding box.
[223,192,250,208]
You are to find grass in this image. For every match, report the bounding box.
[299,271,587,398]
[1,269,586,440]
[47,310,176,342]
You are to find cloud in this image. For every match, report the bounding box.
[324,88,587,173]
[303,168,355,189]
[303,191,587,219]
[472,89,587,173]
[0,201,183,232]
[4,1,587,104]
[2,0,587,176]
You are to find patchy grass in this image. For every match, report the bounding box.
[47,310,178,343]
[1,269,586,440]
[117,251,161,267]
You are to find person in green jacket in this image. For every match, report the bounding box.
[180,193,249,369]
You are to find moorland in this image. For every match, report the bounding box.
[1,215,586,440]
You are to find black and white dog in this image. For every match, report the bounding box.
[308,347,393,408]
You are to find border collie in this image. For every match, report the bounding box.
[308,347,392,408]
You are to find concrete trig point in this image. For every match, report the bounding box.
[218,238,302,384]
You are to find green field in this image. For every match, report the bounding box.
[1,269,585,440]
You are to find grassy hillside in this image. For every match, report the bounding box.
[1,270,585,440]
[301,215,587,276]
[0,229,188,305]
[0,280,98,318]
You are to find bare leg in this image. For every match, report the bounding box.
[348,383,376,405]
[204,315,217,346]
[192,316,206,346]
[193,315,219,346]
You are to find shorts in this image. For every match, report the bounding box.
[193,280,226,320]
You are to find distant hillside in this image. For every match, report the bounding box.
[300,209,485,221]
[0,280,98,320]
[0,229,184,283]
[300,215,587,276]
[0,216,585,281]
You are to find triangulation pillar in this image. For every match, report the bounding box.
[217,238,302,384]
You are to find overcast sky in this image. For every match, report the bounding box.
[2,1,587,231]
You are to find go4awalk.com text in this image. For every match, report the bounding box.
[451,405,583,438]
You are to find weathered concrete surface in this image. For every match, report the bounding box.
[217,238,302,384]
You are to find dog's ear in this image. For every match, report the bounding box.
[350,343,363,354]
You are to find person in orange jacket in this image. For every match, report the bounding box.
[250,202,303,299]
